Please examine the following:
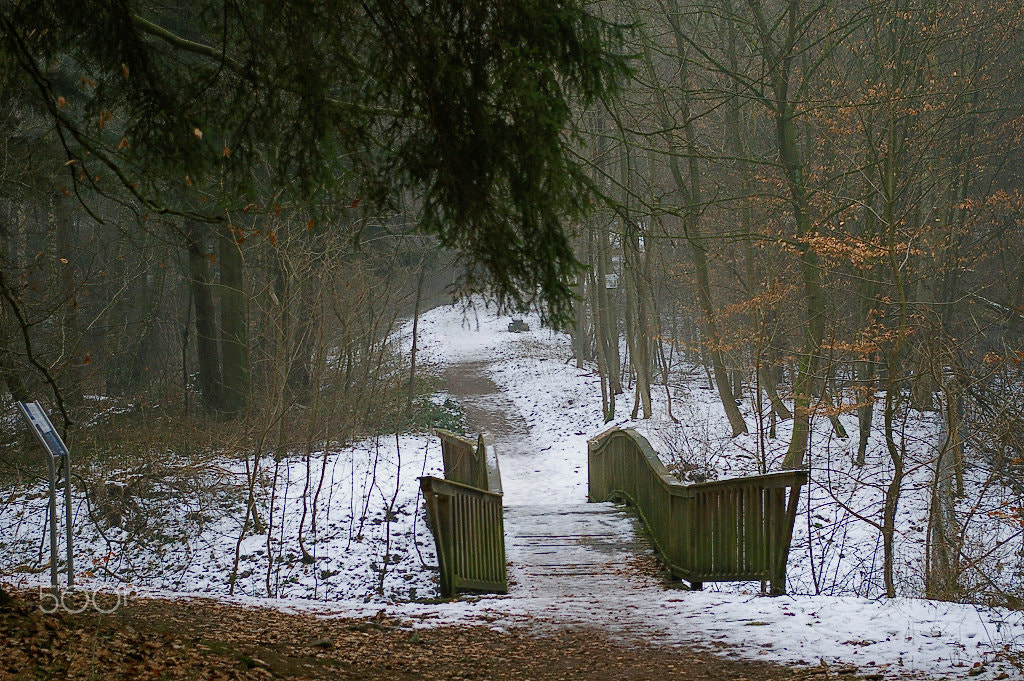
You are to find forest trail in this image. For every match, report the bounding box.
[441,362,664,605]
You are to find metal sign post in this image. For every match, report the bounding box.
[16,401,74,593]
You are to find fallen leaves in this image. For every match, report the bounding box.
[0,589,818,681]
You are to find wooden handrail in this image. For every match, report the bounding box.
[420,431,507,596]
[588,427,807,595]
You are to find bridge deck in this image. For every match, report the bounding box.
[443,362,660,599]
[505,503,654,597]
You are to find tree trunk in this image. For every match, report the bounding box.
[655,10,747,435]
[778,106,826,469]
[120,267,165,394]
[571,269,590,368]
[821,366,848,439]
[591,240,615,422]
[759,318,793,421]
[219,225,249,414]
[855,355,875,466]
[54,194,83,406]
[724,0,780,428]
[287,230,326,398]
[185,224,222,412]
[880,149,909,599]
[596,218,620,397]
[853,191,882,465]
[881,370,903,599]
[0,205,29,401]
[926,384,962,599]
[407,266,425,411]
[740,0,826,466]
[760,364,792,421]
[590,114,619,417]
[620,136,651,419]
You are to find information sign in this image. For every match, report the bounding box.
[15,400,74,591]
[18,401,69,458]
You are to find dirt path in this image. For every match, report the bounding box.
[442,361,528,441]
[0,590,819,681]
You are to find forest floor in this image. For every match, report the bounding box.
[0,587,828,681]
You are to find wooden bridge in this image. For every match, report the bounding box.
[420,426,806,598]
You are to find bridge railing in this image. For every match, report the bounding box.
[588,427,807,595]
[420,430,507,596]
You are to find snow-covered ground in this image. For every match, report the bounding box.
[0,436,445,602]
[3,299,1023,678]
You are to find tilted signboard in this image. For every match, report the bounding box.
[16,401,74,592]
[18,401,70,459]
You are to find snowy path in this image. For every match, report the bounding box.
[442,363,659,602]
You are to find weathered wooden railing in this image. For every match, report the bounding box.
[588,427,807,595]
[420,430,507,596]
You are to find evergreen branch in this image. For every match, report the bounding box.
[130,12,412,120]
[130,13,245,73]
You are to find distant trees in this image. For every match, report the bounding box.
[565,0,1024,603]
[0,0,630,422]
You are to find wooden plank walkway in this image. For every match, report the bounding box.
[505,504,653,596]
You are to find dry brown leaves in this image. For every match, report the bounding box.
[0,588,832,681]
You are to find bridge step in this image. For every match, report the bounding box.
[502,503,658,596]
